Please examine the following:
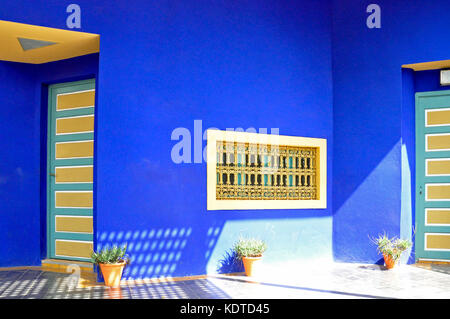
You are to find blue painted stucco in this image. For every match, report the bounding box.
[399,68,450,264]
[0,0,449,276]
[0,54,99,267]
[332,0,450,263]
[0,61,40,266]
[0,1,333,277]
[400,68,415,264]
[94,0,334,278]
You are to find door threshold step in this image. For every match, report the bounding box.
[42,259,94,273]
[42,259,98,287]
[417,259,450,265]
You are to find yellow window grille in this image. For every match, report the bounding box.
[215,140,319,200]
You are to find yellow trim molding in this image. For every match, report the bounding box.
[55,215,93,233]
[207,129,327,210]
[55,191,93,208]
[425,233,450,251]
[426,109,450,127]
[0,20,99,64]
[55,240,93,259]
[426,184,450,201]
[55,165,93,183]
[402,59,450,71]
[57,91,96,111]
[55,140,94,159]
[426,159,450,176]
[426,209,450,226]
[56,115,95,134]
[426,134,450,151]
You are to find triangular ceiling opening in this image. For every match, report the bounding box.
[18,37,58,51]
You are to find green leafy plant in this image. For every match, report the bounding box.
[233,237,267,258]
[91,244,129,264]
[370,233,412,262]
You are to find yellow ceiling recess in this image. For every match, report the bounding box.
[0,20,99,64]
[402,59,450,71]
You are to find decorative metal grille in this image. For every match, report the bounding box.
[216,140,319,200]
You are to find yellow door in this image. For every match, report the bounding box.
[48,79,95,261]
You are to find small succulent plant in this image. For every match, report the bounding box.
[233,237,267,258]
[91,244,128,264]
[371,233,412,262]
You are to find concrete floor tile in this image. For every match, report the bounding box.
[0,263,449,299]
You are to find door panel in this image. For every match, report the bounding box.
[48,79,95,262]
[416,90,450,261]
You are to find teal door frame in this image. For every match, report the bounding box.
[415,90,450,261]
[47,79,95,261]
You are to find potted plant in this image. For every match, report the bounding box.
[371,233,412,269]
[91,244,129,287]
[233,237,267,276]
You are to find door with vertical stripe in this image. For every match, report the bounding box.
[47,79,95,261]
[416,90,450,262]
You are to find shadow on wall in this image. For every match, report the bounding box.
[97,227,192,280]
[96,226,234,280]
[216,250,244,274]
[333,140,407,263]
[96,214,333,281]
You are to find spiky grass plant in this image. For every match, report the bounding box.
[371,233,412,262]
[91,244,128,264]
[233,237,267,258]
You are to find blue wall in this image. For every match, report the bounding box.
[0,62,40,266]
[0,1,334,276]
[0,54,99,267]
[94,0,334,278]
[398,68,450,264]
[3,0,450,274]
[332,0,450,263]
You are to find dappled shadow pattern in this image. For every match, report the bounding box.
[97,227,194,280]
[0,269,230,299]
[128,279,230,299]
[97,226,223,280]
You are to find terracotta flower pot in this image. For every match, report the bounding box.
[242,256,262,276]
[383,253,397,269]
[99,261,126,287]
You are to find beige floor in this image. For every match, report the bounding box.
[0,262,449,299]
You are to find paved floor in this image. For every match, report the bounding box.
[0,262,449,299]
